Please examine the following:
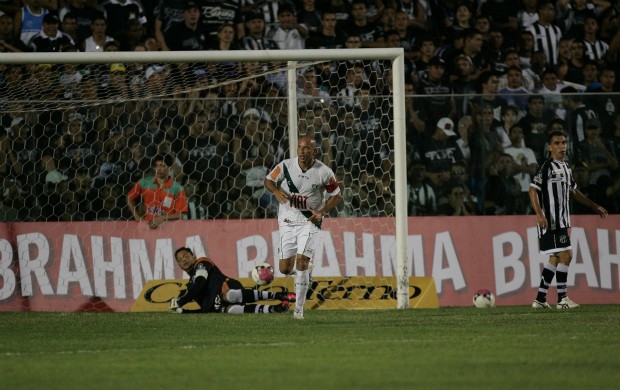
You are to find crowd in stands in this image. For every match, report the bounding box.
[1,0,620,221]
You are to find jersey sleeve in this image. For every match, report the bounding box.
[324,173,341,196]
[530,161,547,191]
[266,161,284,183]
[127,180,142,202]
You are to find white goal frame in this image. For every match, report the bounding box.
[0,49,410,309]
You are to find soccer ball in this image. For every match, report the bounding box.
[251,263,274,286]
[472,289,496,308]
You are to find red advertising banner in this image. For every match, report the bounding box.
[0,216,618,312]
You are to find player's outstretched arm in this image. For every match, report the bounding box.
[572,189,608,219]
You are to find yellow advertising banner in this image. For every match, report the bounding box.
[131,276,439,312]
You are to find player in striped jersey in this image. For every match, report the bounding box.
[170,247,295,314]
[264,136,342,319]
[529,130,608,309]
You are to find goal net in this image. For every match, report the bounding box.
[0,49,410,312]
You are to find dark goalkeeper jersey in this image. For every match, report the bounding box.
[177,257,230,312]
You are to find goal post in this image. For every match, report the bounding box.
[0,49,411,310]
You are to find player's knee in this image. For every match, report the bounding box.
[225,289,242,303]
[279,258,295,275]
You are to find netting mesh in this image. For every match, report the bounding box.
[0,57,396,222]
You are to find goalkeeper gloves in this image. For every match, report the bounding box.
[169,298,183,313]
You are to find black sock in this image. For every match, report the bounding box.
[536,265,556,302]
[556,264,569,301]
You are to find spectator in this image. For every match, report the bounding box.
[164,1,206,51]
[127,153,188,229]
[407,162,437,216]
[210,23,238,50]
[468,70,507,122]
[562,86,597,145]
[199,0,243,42]
[59,12,78,43]
[438,182,474,216]
[536,68,566,117]
[297,0,321,34]
[58,112,98,177]
[575,118,619,186]
[496,105,520,149]
[81,14,114,52]
[153,0,186,51]
[93,180,129,221]
[98,0,147,44]
[485,153,519,215]
[518,95,549,160]
[457,28,490,81]
[413,33,437,81]
[0,177,29,222]
[343,0,381,47]
[14,0,49,45]
[393,9,417,56]
[581,58,600,90]
[504,124,537,214]
[447,159,476,212]
[565,39,587,85]
[479,0,519,48]
[526,0,562,68]
[236,109,280,211]
[415,56,456,132]
[240,9,278,50]
[297,67,332,110]
[124,136,150,184]
[67,166,95,220]
[305,9,346,49]
[182,177,207,220]
[419,117,464,187]
[586,66,619,138]
[181,110,230,185]
[337,61,367,110]
[0,13,30,52]
[498,48,529,88]
[468,104,503,214]
[119,17,146,51]
[517,0,539,31]
[559,0,599,40]
[398,0,426,31]
[252,0,283,36]
[517,30,535,69]
[498,65,531,113]
[58,0,102,44]
[270,1,305,50]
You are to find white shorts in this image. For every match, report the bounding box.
[278,222,319,260]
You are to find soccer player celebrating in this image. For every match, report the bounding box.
[529,131,608,309]
[264,136,342,319]
[170,247,295,314]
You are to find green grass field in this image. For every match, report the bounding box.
[1,306,619,389]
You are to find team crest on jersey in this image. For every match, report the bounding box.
[560,235,568,244]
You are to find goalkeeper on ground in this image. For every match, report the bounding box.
[169,247,295,314]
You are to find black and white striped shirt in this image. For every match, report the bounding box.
[531,158,576,233]
[527,22,562,66]
[583,39,609,61]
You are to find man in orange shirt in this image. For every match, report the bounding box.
[127,154,188,229]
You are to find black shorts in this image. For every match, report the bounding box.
[539,228,571,255]
[200,278,242,313]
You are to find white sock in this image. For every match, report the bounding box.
[295,270,309,313]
